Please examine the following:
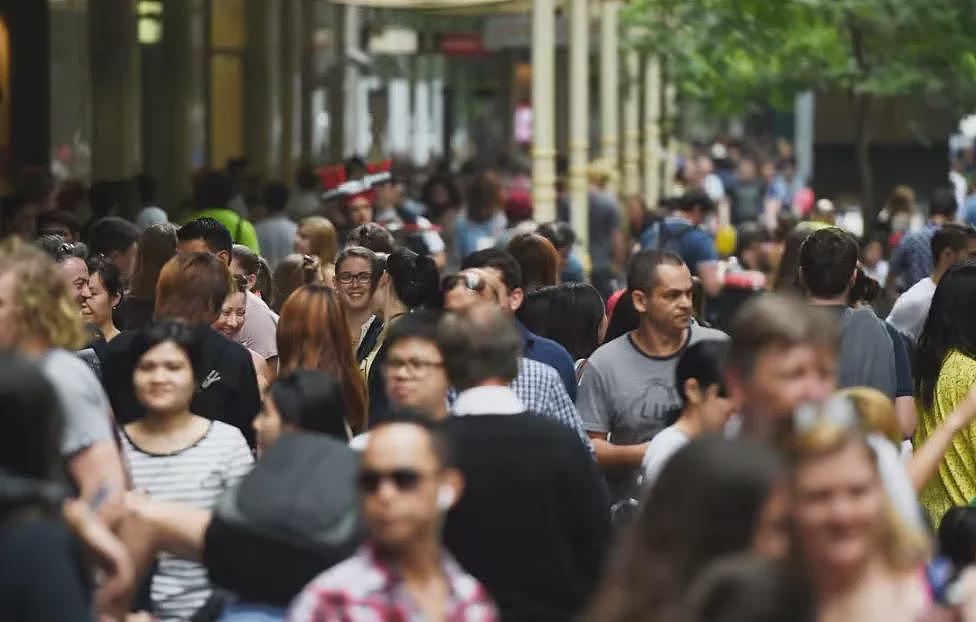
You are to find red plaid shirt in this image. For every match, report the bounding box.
[288,545,498,622]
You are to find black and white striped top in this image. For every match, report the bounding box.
[121,419,253,622]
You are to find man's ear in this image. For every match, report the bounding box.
[632,288,649,314]
[509,287,524,312]
[218,250,232,266]
[683,377,703,405]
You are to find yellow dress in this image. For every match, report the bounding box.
[916,350,976,525]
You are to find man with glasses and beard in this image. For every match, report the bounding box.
[289,417,497,621]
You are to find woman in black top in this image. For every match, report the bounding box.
[115,222,176,331]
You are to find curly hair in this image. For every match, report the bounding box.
[0,237,87,350]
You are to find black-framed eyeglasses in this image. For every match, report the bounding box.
[337,271,372,285]
[382,356,444,376]
[357,468,427,494]
[443,272,485,293]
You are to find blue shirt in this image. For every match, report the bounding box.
[889,222,938,291]
[517,321,578,402]
[640,217,718,275]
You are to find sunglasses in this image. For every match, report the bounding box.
[357,468,426,494]
[443,272,485,293]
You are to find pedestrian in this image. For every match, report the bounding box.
[214,274,273,389]
[83,254,124,344]
[684,555,814,622]
[295,216,339,282]
[102,252,262,445]
[380,311,449,422]
[888,223,976,343]
[537,220,585,283]
[35,235,91,310]
[135,173,169,230]
[790,398,929,622]
[229,243,279,369]
[641,340,735,487]
[584,437,788,622]
[915,263,976,523]
[287,164,323,221]
[516,282,607,380]
[461,248,578,400]
[289,417,496,622]
[120,320,253,622]
[798,227,898,398]
[277,283,367,435]
[0,238,127,512]
[333,246,385,361]
[345,222,395,254]
[0,353,133,622]
[183,169,260,252]
[87,216,141,284]
[888,187,957,293]
[271,253,322,313]
[439,305,611,621]
[443,269,593,450]
[641,190,723,296]
[453,171,506,262]
[506,232,560,292]
[252,370,351,455]
[255,181,298,269]
[36,209,81,242]
[587,160,626,298]
[578,250,727,503]
[115,222,177,332]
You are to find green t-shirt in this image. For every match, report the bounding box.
[183,208,260,253]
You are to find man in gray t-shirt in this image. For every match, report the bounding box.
[579,250,727,502]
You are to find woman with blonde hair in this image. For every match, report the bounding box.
[295,217,338,282]
[791,396,930,622]
[276,284,368,434]
[0,238,127,510]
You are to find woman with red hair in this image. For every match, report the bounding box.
[276,284,368,434]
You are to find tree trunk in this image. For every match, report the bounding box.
[853,94,875,226]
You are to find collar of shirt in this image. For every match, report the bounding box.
[453,385,525,416]
[515,320,536,351]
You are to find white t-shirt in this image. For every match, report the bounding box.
[640,427,689,489]
[886,276,937,343]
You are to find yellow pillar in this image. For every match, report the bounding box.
[568,0,589,245]
[531,0,557,222]
[599,0,620,192]
[643,56,661,207]
[663,80,678,196]
[622,46,640,196]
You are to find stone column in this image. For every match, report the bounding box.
[642,55,661,208]
[622,46,640,196]
[599,0,619,192]
[568,0,589,244]
[89,0,141,181]
[531,0,557,222]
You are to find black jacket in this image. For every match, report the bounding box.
[444,414,612,622]
[101,325,261,447]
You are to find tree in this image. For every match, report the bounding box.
[624,0,976,222]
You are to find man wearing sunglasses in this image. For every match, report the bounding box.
[290,417,497,621]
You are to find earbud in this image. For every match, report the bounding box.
[437,485,456,510]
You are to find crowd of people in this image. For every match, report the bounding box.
[4,143,976,622]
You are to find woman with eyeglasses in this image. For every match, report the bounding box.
[790,398,930,622]
[333,246,384,360]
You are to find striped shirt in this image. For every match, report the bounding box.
[121,420,253,622]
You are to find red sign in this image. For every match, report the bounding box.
[440,32,486,57]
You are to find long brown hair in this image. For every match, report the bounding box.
[272,253,322,313]
[129,222,177,301]
[277,284,367,432]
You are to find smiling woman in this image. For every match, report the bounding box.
[121,320,253,622]
[84,255,124,343]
